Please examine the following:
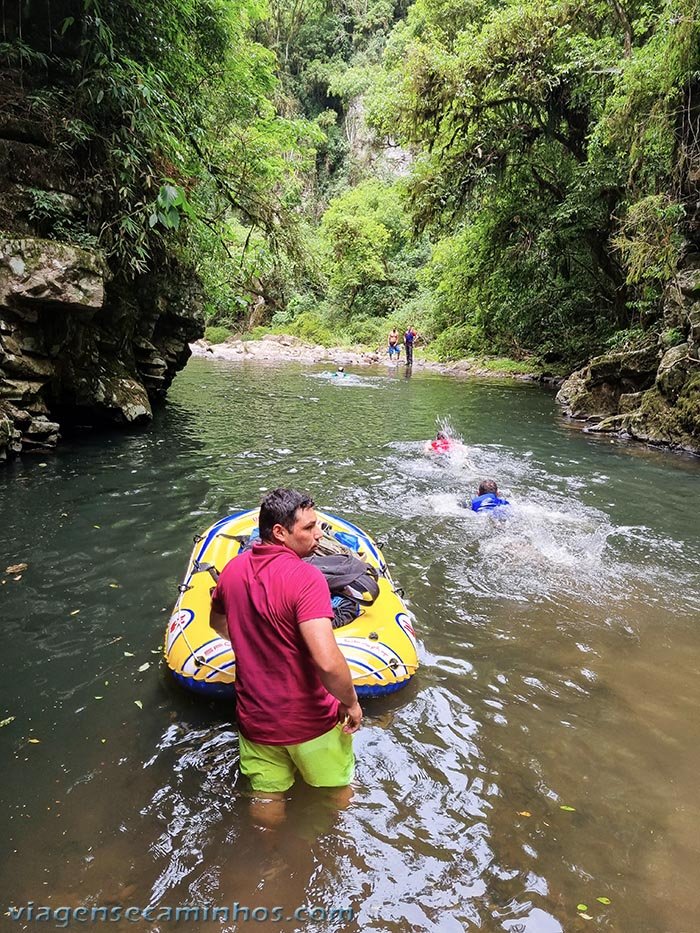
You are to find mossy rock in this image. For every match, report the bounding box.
[587,413,629,434]
[618,391,645,415]
[655,344,690,402]
[588,344,659,386]
[627,369,700,452]
[675,369,700,439]
[556,366,620,419]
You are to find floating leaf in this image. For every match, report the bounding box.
[70,609,80,616]
[596,897,611,905]
[101,738,107,743]
[123,651,135,657]
[576,904,588,912]
[579,914,592,921]
[13,575,22,581]
[28,738,41,744]
[0,716,16,728]
[134,700,143,709]
[137,662,150,672]
[109,583,120,589]
[560,805,576,812]
[94,696,103,700]
[93,525,101,529]
[5,563,27,574]
[517,811,531,817]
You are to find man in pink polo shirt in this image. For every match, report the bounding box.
[209,488,362,797]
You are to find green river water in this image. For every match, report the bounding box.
[1,357,699,933]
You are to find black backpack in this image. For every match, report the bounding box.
[305,553,380,629]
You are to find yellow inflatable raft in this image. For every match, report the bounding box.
[164,508,419,699]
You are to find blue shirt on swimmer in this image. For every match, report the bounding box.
[470,492,510,512]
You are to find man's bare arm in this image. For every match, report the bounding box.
[300,617,363,733]
[209,607,230,641]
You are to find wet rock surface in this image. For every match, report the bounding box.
[557,249,700,455]
[0,235,203,461]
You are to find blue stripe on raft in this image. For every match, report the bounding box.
[170,670,236,699]
[205,659,236,681]
[356,678,413,697]
[170,669,413,699]
[343,641,406,671]
[198,647,235,678]
[342,657,379,676]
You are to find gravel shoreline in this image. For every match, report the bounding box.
[190,335,562,385]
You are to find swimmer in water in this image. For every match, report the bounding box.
[425,430,461,455]
[460,479,510,512]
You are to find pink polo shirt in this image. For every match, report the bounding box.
[211,542,339,745]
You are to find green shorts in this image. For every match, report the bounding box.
[239,724,355,793]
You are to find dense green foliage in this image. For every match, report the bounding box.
[7,0,699,367]
[370,0,700,364]
[4,0,322,303]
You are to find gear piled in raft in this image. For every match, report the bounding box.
[164,509,419,698]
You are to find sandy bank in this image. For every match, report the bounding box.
[189,334,561,384]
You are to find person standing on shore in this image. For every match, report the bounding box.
[388,327,401,361]
[404,326,418,366]
[209,488,362,817]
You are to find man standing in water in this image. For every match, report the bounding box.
[388,327,400,361]
[209,488,362,814]
[404,325,418,366]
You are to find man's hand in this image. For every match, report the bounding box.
[338,699,363,734]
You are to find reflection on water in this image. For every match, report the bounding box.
[1,358,699,932]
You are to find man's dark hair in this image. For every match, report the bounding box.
[478,479,498,495]
[259,488,315,542]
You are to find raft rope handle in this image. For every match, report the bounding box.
[192,561,220,583]
[172,611,237,677]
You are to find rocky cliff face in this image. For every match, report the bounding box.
[0,65,204,462]
[557,75,700,457]
[557,250,700,455]
[343,96,412,180]
[0,237,203,459]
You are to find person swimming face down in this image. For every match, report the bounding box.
[477,479,498,495]
[425,430,451,455]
